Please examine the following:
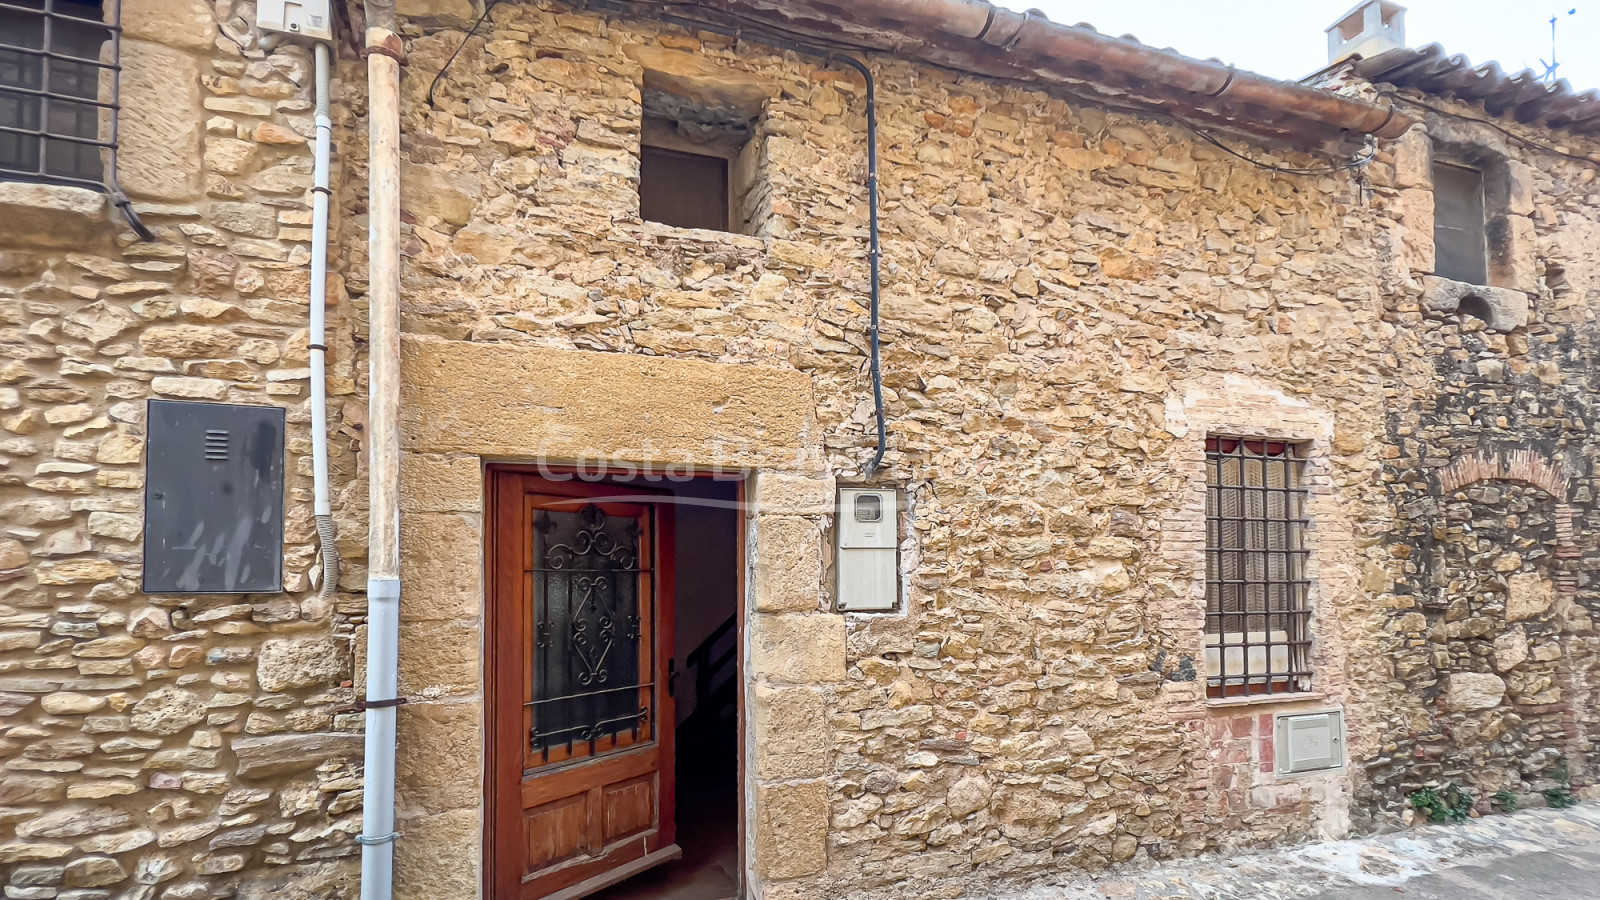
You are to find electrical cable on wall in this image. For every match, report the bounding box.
[1377,90,1600,167]
[574,0,893,477]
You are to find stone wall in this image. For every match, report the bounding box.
[0,0,365,895]
[1356,101,1600,823]
[379,3,1416,898]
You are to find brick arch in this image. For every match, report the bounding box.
[1437,448,1570,498]
[1435,448,1580,595]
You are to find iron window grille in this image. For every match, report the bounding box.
[1204,437,1313,698]
[0,0,149,236]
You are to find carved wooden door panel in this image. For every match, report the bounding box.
[489,472,678,900]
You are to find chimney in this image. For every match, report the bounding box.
[1326,1,1406,65]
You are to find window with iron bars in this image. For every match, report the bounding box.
[1204,437,1313,698]
[0,0,118,189]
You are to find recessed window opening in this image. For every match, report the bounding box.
[641,143,730,232]
[1205,437,1313,699]
[1433,160,1488,285]
[0,0,116,187]
[639,78,766,236]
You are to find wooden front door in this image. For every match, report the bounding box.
[489,471,678,900]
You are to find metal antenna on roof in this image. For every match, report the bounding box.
[1540,8,1577,82]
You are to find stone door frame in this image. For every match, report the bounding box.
[392,339,827,900]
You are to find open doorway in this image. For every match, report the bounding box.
[591,474,742,900]
[486,466,743,900]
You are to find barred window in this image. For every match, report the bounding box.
[1204,437,1312,698]
[0,0,116,188]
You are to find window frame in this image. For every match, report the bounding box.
[1203,435,1315,699]
[0,0,122,191]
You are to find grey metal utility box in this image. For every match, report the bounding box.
[143,400,286,594]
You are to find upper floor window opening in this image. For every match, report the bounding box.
[1204,436,1314,699]
[0,0,117,189]
[1433,159,1488,286]
[637,71,767,236]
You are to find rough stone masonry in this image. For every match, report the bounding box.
[0,1,1596,899]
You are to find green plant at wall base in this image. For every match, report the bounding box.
[1492,789,1519,812]
[1544,786,1579,809]
[1544,758,1578,809]
[1410,784,1475,823]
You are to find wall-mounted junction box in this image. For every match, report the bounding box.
[257,0,334,41]
[1276,709,1345,776]
[836,488,898,612]
[143,400,286,594]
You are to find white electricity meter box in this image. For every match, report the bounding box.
[836,488,899,612]
[257,0,335,41]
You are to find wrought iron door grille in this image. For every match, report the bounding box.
[0,0,118,188]
[1204,437,1312,697]
[528,503,652,761]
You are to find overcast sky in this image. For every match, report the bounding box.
[999,1,1600,92]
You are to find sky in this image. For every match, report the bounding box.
[998,1,1600,92]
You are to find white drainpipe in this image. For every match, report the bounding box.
[310,40,340,599]
[360,22,405,900]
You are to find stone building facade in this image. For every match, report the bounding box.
[0,1,1594,899]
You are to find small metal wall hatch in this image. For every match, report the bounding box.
[1276,709,1345,776]
[143,400,286,594]
[836,487,898,612]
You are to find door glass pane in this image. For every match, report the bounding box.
[531,503,648,759]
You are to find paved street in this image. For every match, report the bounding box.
[995,804,1600,900]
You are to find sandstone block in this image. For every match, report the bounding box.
[1395,188,1435,274]
[1494,628,1530,672]
[140,325,242,358]
[232,732,363,778]
[751,614,845,684]
[64,856,126,887]
[399,619,480,694]
[754,516,823,613]
[41,692,106,715]
[0,776,62,804]
[0,540,25,574]
[88,511,142,541]
[0,843,72,863]
[399,512,483,622]
[122,0,214,50]
[16,806,133,839]
[208,202,279,237]
[65,302,141,345]
[755,472,834,515]
[751,683,828,778]
[34,559,120,584]
[1447,672,1506,711]
[0,184,106,248]
[1391,127,1431,189]
[1488,214,1538,293]
[399,453,483,513]
[396,0,477,18]
[257,636,349,692]
[1419,276,1528,332]
[755,780,828,879]
[130,687,206,735]
[400,162,478,226]
[400,339,816,469]
[1504,160,1536,216]
[394,808,481,899]
[947,774,993,818]
[119,41,202,200]
[396,701,482,812]
[95,434,144,465]
[1507,573,1553,621]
